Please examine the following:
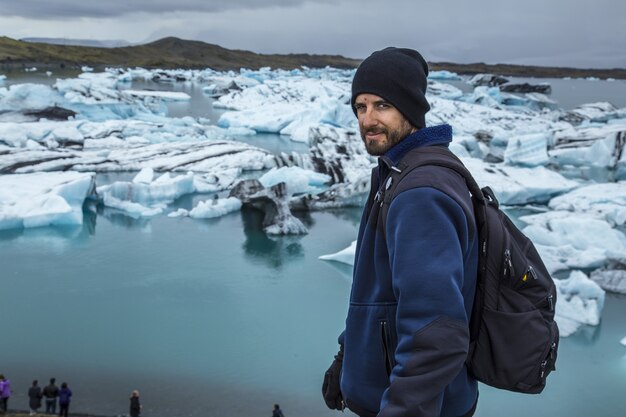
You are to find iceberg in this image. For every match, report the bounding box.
[554,270,606,337]
[97,170,195,216]
[461,157,578,205]
[500,82,551,95]
[229,179,307,235]
[560,102,625,125]
[121,90,191,101]
[215,76,354,140]
[307,125,373,184]
[461,86,503,108]
[468,74,509,87]
[259,166,331,195]
[548,182,626,226]
[319,240,357,265]
[0,171,95,230]
[550,126,626,169]
[503,132,550,167]
[0,83,66,113]
[590,269,626,295]
[428,70,461,80]
[0,124,276,174]
[192,169,241,193]
[189,197,242,219]
[521,211,626,272]
[427,81,464,100]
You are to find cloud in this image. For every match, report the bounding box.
[0,0,624,68]
[0,0,335,19]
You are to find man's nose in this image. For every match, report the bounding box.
[360,107,377,127]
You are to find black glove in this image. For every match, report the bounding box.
[322,344,345,410]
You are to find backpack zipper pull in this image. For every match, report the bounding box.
[504,249,514,278]
[540,360,548,378]
[547,294,554,311]
[522,265,537,283]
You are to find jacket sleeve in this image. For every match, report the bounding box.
[379,187,471,417]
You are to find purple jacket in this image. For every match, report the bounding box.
[0,379,11,398]
[58,387,72,405]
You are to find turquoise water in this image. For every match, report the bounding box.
[0,207,359,417]
[1,205,625,417]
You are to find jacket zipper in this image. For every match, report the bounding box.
[380,320,394,377]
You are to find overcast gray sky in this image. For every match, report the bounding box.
[1,0,624,68]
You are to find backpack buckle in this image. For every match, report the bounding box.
[482,186,499,208]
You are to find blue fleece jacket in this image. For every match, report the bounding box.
[339,125,478,417]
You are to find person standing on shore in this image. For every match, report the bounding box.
[28,380,43,416]
[57,383,72,417]
[129,390,141,417]
[0,374,12,413]
[272,403,285,417]
[42,378,59,414]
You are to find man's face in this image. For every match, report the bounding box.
[354,93,415,156]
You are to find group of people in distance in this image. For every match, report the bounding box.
[27,378,72,417]
[1,375,142,417]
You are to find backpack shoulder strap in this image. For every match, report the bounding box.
[380,146,487,239]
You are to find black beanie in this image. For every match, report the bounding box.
[351,47,430,129]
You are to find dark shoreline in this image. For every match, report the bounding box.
[4,411,110,417]
[429,62,626,81]
[3,60,624,81]
[1,36,625,80]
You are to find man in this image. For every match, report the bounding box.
[42,378,59,414]
[322,47,479,417]
[28,380,43,416]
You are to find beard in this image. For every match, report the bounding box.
[360,119,414,156]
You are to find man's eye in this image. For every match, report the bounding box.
[377,103,390,109]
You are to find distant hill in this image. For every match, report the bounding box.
[1,36,625,79]
[21,37,131,48]
[0,36,360,70]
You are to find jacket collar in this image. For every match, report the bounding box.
[379,124,453,170]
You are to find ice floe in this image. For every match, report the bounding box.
[318,240,357,265]
[0,171,95,230]
[428,70,461,80]
[229,179,308,235]
[590,269,626,295]
[215,76,354,142]
[520,211,626,273]
[188,197,242,219]
[548,182,626,226]
[554,270,606,337]
[461,157,578,205]
[259,166,331,195]
[97,169,195,216]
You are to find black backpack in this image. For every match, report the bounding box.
[379,146,559,394]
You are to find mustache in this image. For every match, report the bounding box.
[361,127,387,135]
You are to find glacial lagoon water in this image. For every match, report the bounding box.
[1,72,626,417]
[2,203,626,417]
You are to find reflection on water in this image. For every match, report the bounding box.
[240,207,304,269]
[568,322,603,345]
